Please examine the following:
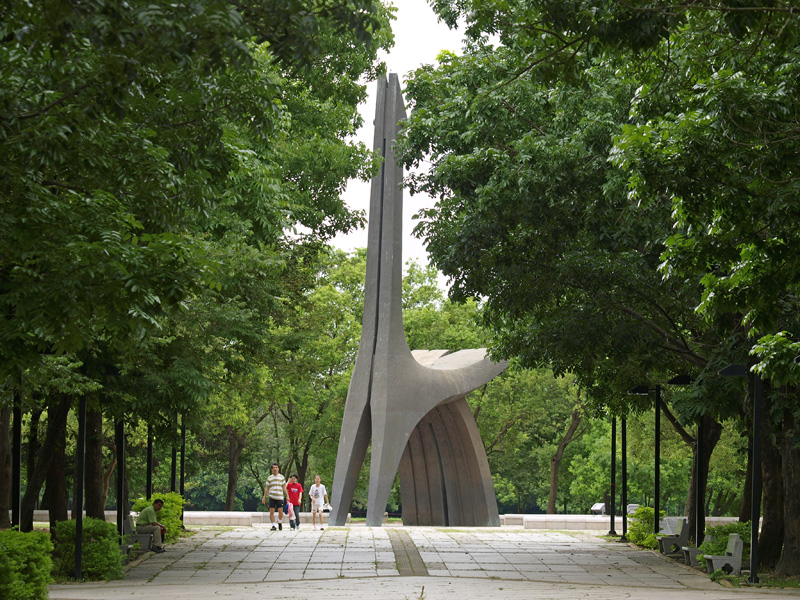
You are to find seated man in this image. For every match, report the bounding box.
[136,498,166,553]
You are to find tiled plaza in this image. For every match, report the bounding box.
[49,525,800,600]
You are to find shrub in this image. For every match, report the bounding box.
[698,520,751,571]
[52,517,124,581]
[0,529,53,600]
[627,506,663,549]
[132,491,184,544]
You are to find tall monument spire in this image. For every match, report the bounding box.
[329,74,505,527]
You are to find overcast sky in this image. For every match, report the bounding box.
[331,1,464,274]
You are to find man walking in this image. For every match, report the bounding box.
[261,463,289,531]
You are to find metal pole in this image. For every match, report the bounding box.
[621,417,628,541]
[609,417,617,535]
[11,392,22,528]
[696,416,705,546]
[74,395,87,580]
[170,413,177,493]
[654,385,661,535]
[180,415,186,523]
[749,374,762,584]
[146,423,153,499]
[116,419,125,538]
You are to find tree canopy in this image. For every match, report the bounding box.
[398,0,800,575]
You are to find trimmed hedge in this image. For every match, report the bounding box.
[132,491,184,544]
[626,506,664,549]
[0,529,53,600]
[52,517,124,581]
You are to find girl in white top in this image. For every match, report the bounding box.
[309,475,329,530]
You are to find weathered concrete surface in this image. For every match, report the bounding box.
[49,526,799,600]
[328,74,506,528]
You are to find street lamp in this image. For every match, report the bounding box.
[628,384,661,535]
[608,416,617,536]
[719,363,761,584]
[620,415,628,542]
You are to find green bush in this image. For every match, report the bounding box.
[698,521,751,571]
[52,517,124,581]
[627,506,664,549]
[0,529,53,600]
[132,491,184,544]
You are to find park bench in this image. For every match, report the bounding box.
[682,545,702,566]
[658,518,688,554]
[704,533,743,575]
[682,535,712,567]
[123,515,153,556]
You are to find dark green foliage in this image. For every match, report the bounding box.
[627,506,662,549]
[698,521,751,571]
[131,492,184,544]
[52,517,124,581]
[0,529,53,600]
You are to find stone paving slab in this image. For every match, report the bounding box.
[48,526,800,600]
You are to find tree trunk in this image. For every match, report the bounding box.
[102,449,117,507]
[759,388,784,570]
[775,406,800,577]
[0,406,11,529]
[684,415,722,544]
[20,395,72,531]
[84,408,106,519]
[296,447,310,510]
[26,409,42,500]
[43,426,69,531]
[225,427,245,511]
[548,402,583,514]
[738,432,753,522]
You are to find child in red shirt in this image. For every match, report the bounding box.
[286,473,304,530]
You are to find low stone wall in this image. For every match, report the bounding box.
[23,510,348,527]
[498,514,742,531]
[20,510,741,529]
[184,511,349,526]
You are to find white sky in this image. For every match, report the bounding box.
[331,0,464,275]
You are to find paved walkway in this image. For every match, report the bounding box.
[49,525,800,600]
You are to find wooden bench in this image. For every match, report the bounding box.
[705,533,743,575]
[658,518,688,554]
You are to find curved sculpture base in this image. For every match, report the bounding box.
[399,399,500,527]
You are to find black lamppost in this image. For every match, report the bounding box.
[608,416,617,536]
[620,416,628,542]
[74,395,87,580]
[180,414,186,525]
[170,412,178,493]
[719,363,761,584]
[628,384,662,535]
[11,391,22,528]
[115,418,125,539]
[146,423,153,499]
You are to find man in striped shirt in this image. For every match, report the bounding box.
[261,463,289,531]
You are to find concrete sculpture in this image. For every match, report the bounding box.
[329,74,506,527]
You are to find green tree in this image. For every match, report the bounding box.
[0,0,393,529]
[396,0,799,561]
